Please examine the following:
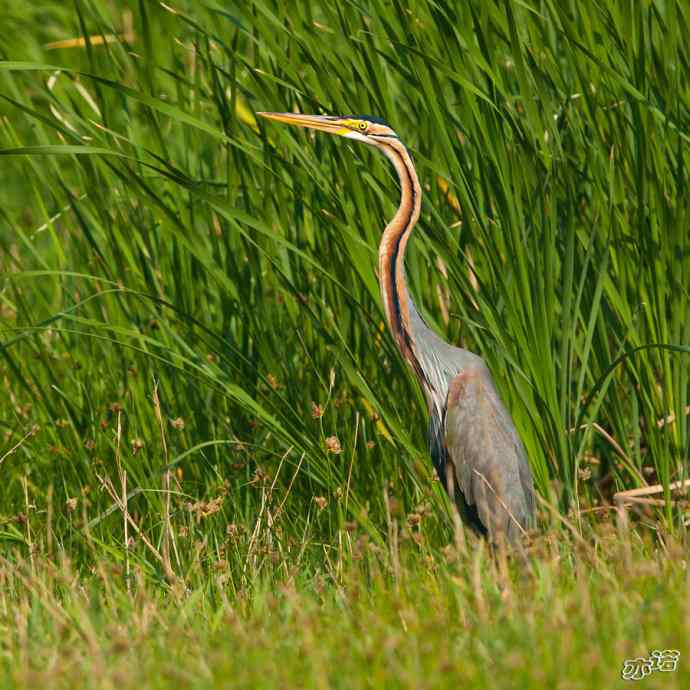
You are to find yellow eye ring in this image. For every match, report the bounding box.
[358,121,368,131]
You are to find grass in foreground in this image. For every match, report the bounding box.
[1,519,689,690]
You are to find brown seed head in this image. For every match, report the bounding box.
[325,435,342,454]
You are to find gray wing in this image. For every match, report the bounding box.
[443,362,535,544]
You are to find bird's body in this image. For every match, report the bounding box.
[259,111,535,543]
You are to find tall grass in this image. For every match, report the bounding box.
[2,0,688,530]
[0,4,688,682]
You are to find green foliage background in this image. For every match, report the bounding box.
[2,0,688,533]
[0,1,689,687]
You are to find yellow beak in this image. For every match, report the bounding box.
[257,112,348,136]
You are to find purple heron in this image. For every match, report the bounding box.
[258,112,535,544]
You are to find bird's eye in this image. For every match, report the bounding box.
[358,121,368,132]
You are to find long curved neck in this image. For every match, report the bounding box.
[375,139,427,383]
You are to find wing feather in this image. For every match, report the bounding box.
[443,364,534,543]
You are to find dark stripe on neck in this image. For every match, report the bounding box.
[385,143,414,343]
[381,142,431,389]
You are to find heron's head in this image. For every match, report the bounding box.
[257,112,398,145]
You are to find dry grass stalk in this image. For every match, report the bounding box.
[244,448,291,573]
[614,478,690,507]
[0,425,38,468]
[96,472,165,570]
[152,381,176,582]
[114,411,130,593]
[44,11,134,49]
